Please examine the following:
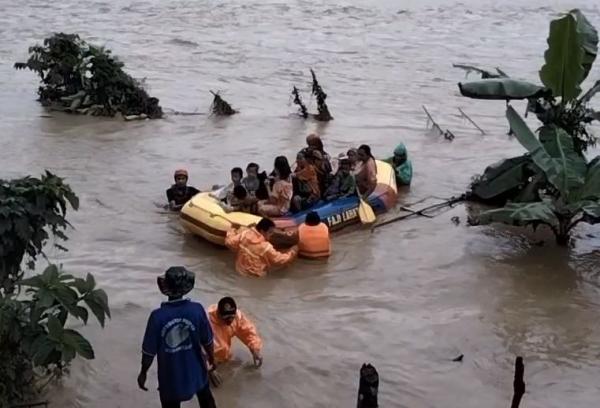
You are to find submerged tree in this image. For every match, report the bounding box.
[0,172,110,405]
[14,33,163,119]
[291,86,308,118]
[310,69,333,121]
[209,91,238,116]
[461,10,600,245]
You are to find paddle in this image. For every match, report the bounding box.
[357,194,376,224]
[352,174,376,224]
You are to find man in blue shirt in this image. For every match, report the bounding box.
[138,266,217,408]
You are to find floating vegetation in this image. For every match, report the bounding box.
[210,91,237,116]
[14,33,162,119]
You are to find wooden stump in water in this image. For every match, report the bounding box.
[511,356,525,408]
[357,363,379,408]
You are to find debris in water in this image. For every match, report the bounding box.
[210,91,238,116]
[291,86,308,118]
[310,69,333,121]
[452,354,464,362]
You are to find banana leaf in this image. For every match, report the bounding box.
[469,155,532,203]
[537,125,587,196]
[458,79,548,100]
[477,200,559,228]
[507,107,586,198]
[577,156,600,200]
[539,12,585,101]
[571,9,598,82]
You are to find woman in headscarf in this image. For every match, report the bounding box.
[384,143,412,186]
[355,144,378,197]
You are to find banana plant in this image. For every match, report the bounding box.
[469,106,600,245]
[459,9,600,206]
[457,9,599,152]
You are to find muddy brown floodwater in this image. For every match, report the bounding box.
[2,0,600,407]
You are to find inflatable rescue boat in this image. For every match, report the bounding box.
[180,160,398,246]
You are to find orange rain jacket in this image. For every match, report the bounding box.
[207,304,263,363]
[225,227,298,277]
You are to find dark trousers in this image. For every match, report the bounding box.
[161,384,217,408]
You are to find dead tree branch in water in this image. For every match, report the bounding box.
[511,356,525,408]
[422,105,454,141]
[310,69,333,121]
[356,363,379,408]
[291,86,308,118]
[458,107,486,135]
[210,91,238,116]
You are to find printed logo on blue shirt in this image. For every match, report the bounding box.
[161,318,196,353]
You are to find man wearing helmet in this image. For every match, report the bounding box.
[138,266,217,408]
[166,169,200,211]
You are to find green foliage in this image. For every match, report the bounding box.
[0,171,78,295]
[0,173,109,406]
[15,33,162,119]
[457,9,599,153]
[539,12,585,101]
[458,79,549,100]
[469,107,600,245]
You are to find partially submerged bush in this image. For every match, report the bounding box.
[15,33,162,119]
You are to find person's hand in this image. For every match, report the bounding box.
[209,368,223,388]
[137,371,148,391]
[252,351,263,368]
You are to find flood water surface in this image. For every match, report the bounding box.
[1,0,600,407]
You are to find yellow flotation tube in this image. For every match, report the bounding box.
[180,192,260,246]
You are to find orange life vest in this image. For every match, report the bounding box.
[298,223,331,259]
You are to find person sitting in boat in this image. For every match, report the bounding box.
[242,163,262,198]
[307,149,331,198]
[300,134,332,175]
[384,143,412,186]
[292,151,320,212]
[257,156,293,217]
[207,297,263,368]
[219,185,256,213]
[325,157,356,201]
[212,167,244,202]
[225,218,298,278]
[346,148,359,172]
[356,144,378,197]
[166,169,200,211]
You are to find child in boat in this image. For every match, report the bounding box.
[242,163,261,197]
[219,185,256,213]
[257,156,293,217]
[325,157,356,201]
[292,151,320,212]
[212,167,244,202]
[346,148,359,172]
[166,169,200,211]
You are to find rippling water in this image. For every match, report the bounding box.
[2,0,600,407]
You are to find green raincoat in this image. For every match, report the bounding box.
[384,143,413,186]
